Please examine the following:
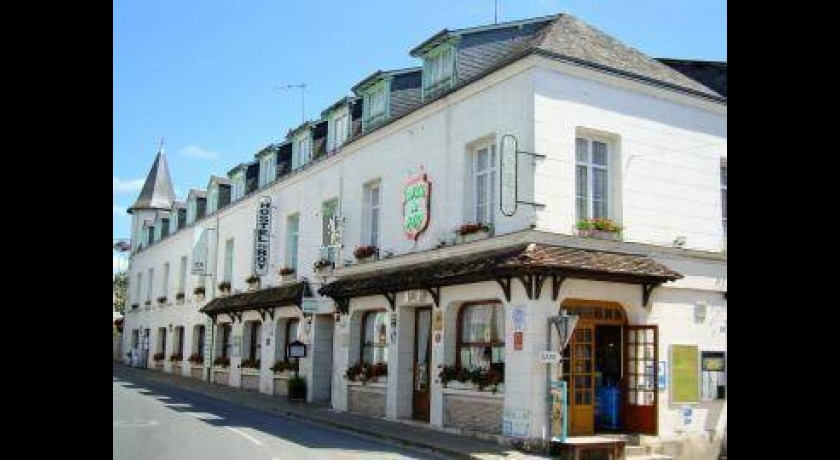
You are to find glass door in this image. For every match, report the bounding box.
[624,325,658,434]
[413,307,432,421]
[567,324,595,435]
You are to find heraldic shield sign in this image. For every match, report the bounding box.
[403,171,431,241]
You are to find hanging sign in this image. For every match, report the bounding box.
[253,196,272,276]
[499,135,518,216]
[403,170,431,241]
[514,331,524,351]
[203,317,213,368]
[539,351,561,363]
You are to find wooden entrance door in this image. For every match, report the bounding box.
[413,307,432,421]
[568,324,595,435]
[624,325,658,434]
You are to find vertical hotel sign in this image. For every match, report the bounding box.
[253,196,272,276]
[403,170,431,241]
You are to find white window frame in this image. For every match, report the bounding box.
[363,80,389,131]
[286,214,300,270]
[223,239,234,283]
[329,110,349,152]
[293,134,311,170]
[424,45,455,96]
[162,262,170,298]
[187,199,197,224]
[178,255,187,294]
[231,171,245,201]
[136,272,143,305]
[207,186,218,214]
[363,181,381,247]
[147,268,154,302]
[575,136,611,221]
[321,198,339,263]
[259,153,276,187]
[471,143,496,225]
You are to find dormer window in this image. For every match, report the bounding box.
[231,171,245,201]
[170,209,179,231]
[423,45,455,98]
[259,152,276,187]
[187,200,197,224]
[293,133,311,170]
[207,186,219,214]
[328,110,349,152]
[362,80,389,132]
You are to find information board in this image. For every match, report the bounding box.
[670,344,699,403]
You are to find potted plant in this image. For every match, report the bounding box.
[456,222,493,243]
[372,362,388,383]
[188,353,203,366]
[175,292,185,304]
[576,217,622,240]
[157,295,167,305]
[213,356,230,368]
[153,352,165,362]
[144,300,151,306]
[241,358,260,370]
[353,245,378,262]
[245,274,260,290]
[288,376,307,401]
[169,353,183,363]
[278,267,296,284]
[131,303,139,309]
[271,360,296,375]
[218,281,232,295]
[313,258,333,272]
[194,286,206,301]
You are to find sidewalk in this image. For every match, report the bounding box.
[113,362,543,459]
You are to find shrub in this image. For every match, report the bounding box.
[353,245,378,259]
[187,353,203,364]
[456,222,491,236]
[213,356,230,367]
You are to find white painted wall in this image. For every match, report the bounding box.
[532,59,727,253]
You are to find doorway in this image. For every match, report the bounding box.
[412,307,432,422]
[561,300,657,436]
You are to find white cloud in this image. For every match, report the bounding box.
[180,145,219,159]
[113,177,144,192]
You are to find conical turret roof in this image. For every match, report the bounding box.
[127,149,175,214]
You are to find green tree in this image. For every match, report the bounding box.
[113,272,127,314]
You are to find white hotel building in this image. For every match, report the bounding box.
[121,13,726,459]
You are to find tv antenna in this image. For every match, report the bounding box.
[277,83,307,124]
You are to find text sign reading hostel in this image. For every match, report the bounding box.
[253,196,272,276]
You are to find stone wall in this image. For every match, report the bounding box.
[443,392,503,434]
[348,385,386,418]
[241,373,259,391]
[213,370,229,386]
[190,366,203,380]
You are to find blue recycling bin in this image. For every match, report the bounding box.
[599,384,620,430]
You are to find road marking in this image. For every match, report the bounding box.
[152,395,172,400]
[113,420,160,427]
[184,412,224,420]
[163,403,192,408]
[226,427,264,446]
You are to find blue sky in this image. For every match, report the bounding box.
[113,0,726,271]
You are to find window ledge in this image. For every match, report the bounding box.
[442,387,504,398]
[347,381,387,388]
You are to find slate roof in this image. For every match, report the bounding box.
[530,15,722,98]
[128,151,175,213]
[319,243,682,301]
[199,282,313,315]
[657,59,727,97]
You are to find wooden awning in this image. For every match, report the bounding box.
[319,243,682,311]
[199,281,313,321]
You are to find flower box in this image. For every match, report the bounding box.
[175,293,185,304]
[193,287,206,301]
[576,218,622,241]
[245,275,260,291]
[313,259,333,273]
[353,245,378,263]
[280,273,297,285]
[218,281,231,295]
[456,223,493,244]
[577,228,621,241]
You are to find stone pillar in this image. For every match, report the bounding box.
[229,320,244,388]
